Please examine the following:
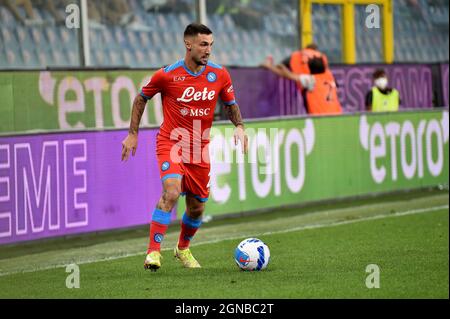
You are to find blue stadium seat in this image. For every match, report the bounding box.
[4,46,22,67]
[149,30,162,48]
[37,50,48,66]
[0,48,6,68]
[65,50,78,66]
[0,6,15,26]
[134,50,147,67]
[29,27,47,48]
[92,47,110,66]
[126,29,140,49]
[88,28,101,47]
[50,49,66,66]
[111,26,123,44]
[133,30,147,49]
[44,27,60,45]
[21,47,39,67]
[0,28,19,48]
[16,25,33,50]
[165,13,182,32]
[143,12,158,30]
[156,14,169,31]
[222,14,235,30]
[178,13,191,28]
[108,50,124,66]
[59,27,78,52]
[161,31,175,48]
[100,28,117,50]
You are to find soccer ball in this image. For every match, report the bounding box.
[234,238,270,271]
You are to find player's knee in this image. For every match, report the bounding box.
[163,188,181,204]
[188,205,204,219]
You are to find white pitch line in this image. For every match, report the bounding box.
[0,204,448,278]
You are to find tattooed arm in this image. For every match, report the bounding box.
[121,94,147,161]
[225,103,248,154]
[128,95,147,135]
[225,103,245,128]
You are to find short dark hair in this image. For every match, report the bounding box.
[373,69,386,79]
[305,43,318,50]
[184,23,213,38]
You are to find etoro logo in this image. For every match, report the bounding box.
[209,119,315,203]
[359,111,449,183]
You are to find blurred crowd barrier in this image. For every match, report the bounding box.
[0,63,448,134]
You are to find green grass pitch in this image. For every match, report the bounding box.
[0,189,448,299]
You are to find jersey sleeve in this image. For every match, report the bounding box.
[140,69,165,100]
[219,67,237,106]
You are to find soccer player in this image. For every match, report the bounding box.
[121,23,248,271]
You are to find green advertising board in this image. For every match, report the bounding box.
[177,110,449,216]
[0,70,161,134]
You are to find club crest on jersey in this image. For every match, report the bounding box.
[180,108,189,116]
[161,161,170,171]
[207,72,217,83]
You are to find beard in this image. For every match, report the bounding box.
[194,55,209,66]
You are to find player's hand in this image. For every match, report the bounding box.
[260,56,274,69]
[234,125,248,154]
[121,133,138,161]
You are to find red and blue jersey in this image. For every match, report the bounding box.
[141,60,236,145]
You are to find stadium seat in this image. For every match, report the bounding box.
[112,28,131,54]
[59,27,78,52]
[149,30,163,48]
[37,50,48,66]
[178,13,191,28]
[66,50,78,66]
[222,14,235,30]
[108,50,124,66]
[21,47,39,67]
[0,28,19,48]
[135,31,149,49]
[92,48,109,66]
[101,28,118,50]
[125,29,140,50]
[156,14,169,31]
[0,6,14,26]
[5,47,22,66]
[44,27,59,45]
[29,27,47,48]
[50,49,66,66]
[15,26,33,50]
[0,49,6,68]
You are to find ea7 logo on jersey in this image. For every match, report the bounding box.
[227,85,234,93]
[177,87,216,103]
[174,76,186,82]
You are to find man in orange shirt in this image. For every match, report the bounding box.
[262,43,342,115]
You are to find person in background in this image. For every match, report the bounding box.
[262,43,343,115]
[0,0,41,25]
[365,69,400,112]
